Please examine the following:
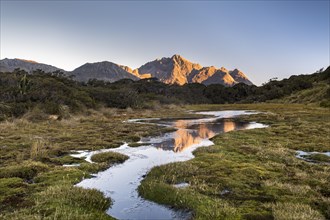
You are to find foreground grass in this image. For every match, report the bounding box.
[0,106,190,219]
[139,104,330,219]
[1,104,329,219]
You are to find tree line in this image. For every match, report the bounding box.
[0,67,329,120]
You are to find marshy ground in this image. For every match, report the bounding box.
[140,104,330,220]
[0,104,329,219]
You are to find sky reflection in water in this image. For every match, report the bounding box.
[140,117,254,153]
[76,111,266,220]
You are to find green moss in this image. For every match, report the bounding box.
[0,161,49,180]
[91,151,129,164]
[34,168,87,186]
[128,142,145,147]
[0,178,27,207]
[302,154,330,163]
[78,162,112,173]
[49,155,84,165]
[126,135,140,142]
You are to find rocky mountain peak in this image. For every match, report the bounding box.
[119,65,133,73]
[15,58,38,64]
[171,54,187,63]
[220,67,229,73]
[1,56,253,86]
[171,54,182,59]
[229,69,253,85]
[136,54,204,85]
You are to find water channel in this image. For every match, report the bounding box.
[75,110,267,219]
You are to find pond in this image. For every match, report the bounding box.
[75,110,267,219]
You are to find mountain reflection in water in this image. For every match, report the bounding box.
[140,118,251,152]
[77,111,267,220]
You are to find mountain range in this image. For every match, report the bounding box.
[0,55,253,86]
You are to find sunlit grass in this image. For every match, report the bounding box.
[0,105,190,218]
[139,103,330,219]
[1,104,329,219]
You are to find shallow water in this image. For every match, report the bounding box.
[296,150,330,163]
[76,110,267,220]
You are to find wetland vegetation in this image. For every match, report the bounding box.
[0,104,329,219]
[140,104,330,219]
[0,67,329,219]
[0,107,192,219]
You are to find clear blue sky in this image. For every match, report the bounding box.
[1,0,329,85]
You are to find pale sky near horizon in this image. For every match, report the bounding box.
[0,1,329,85]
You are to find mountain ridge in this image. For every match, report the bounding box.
[71,61,140,82]
[0,58,64,73]
[0,55,253,86]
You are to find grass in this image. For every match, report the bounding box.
[91,151,129,164]
[1,184,113,220]
[0,105,191,219]
[0,106,190,166]
[139,103,330,219]
[0,161,49,180]
[302,154,330,163]
[272,202,325,220]
[0,178,28,211]
[1,103,329,219]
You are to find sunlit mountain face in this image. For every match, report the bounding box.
[139,118,252,153]
[0,55,253,86]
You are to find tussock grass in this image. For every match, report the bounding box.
[0,107,191,218]
[49,155,84,165]
[272,202,325,220]
[30,140,50,161]
[139,180,241,220]
[263,180,312,197]
[0,184,113,220]
[0,177,27,208]
[36,184,110,213]
[91,151,129,164]
[1,104,329,219]
[302,154,330,163]
[140,104,330,219]
[0,161,48,180]
[34,167,86,186]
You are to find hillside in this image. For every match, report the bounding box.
[263,67,330,107]
[70,61,139,82]
[274,82,329,106]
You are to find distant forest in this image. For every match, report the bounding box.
[0,67,329,120]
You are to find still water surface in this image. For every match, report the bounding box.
[76,111,267,219]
